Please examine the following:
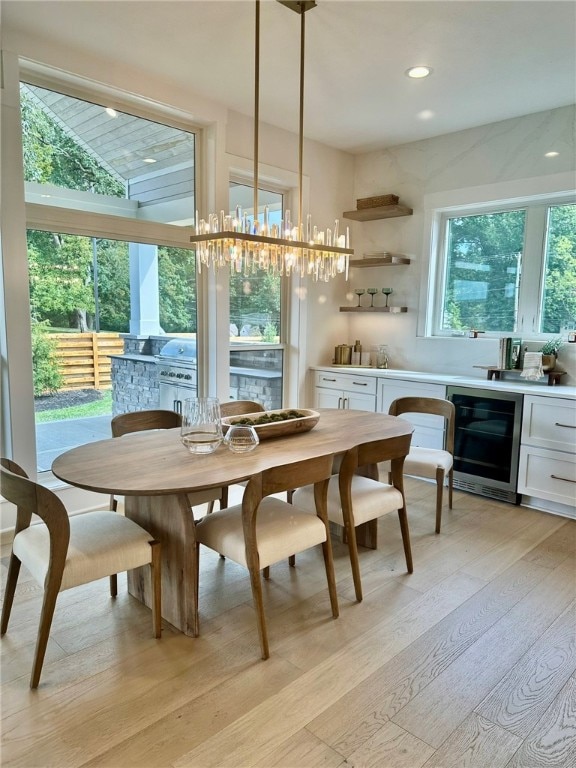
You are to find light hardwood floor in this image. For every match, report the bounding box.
[1,479,575,768]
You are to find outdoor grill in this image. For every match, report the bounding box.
[156,338,198,413]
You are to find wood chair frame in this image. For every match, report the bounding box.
[336,433,414,602]
[195,453,339,659]
[0,458,161,688]
[388,396,456,534]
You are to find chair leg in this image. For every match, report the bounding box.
[435,468,445,534]
[321,537,339,618]
[30,580,60,689]
[342,515,363,602]
[205,500,215,515]
[1,553,22,636]
[262,566,270,579]
[448,468,454,509]
[397,505,413,574]
[288,555,296,567]
[149,541,162,639]
[247,564,269,659]
[109,574,118,597]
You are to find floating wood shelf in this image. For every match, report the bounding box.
[343,204,413,222]
[349,256,410,267]
[339,306,408,313]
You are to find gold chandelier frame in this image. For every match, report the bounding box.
[190,0,352,282]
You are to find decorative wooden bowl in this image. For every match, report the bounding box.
[221,409,320,441]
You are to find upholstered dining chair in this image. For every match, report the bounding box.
[0,458,161,689]
[111,409,225,515]
[388,396,455,534]
[291,433,413,602]
[204,400,266,516]
[194,453,339,659]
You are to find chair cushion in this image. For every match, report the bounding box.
[292,475,404,527]
[404,447,453,479]
[13,511,155,591]
[195,497,327,569]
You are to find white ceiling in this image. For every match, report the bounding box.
[3,0,575,154]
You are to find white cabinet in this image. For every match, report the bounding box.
[377,378,447,449]
[314,371,377,411]
[518,395,576,512]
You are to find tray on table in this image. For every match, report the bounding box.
[221,409,320,440]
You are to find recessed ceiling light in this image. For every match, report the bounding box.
[105,107,118,118]
[417,109,435,120]
[143,158,157,164]
[544,151,559,158]
[406,66,432,79]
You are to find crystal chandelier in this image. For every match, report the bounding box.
[191,0,353,282]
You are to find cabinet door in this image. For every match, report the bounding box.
[315,388,344,409]
[346,391,377,412]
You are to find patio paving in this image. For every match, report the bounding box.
[36,414,113,473]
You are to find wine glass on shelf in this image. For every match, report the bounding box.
[367,288,378,307]
[354,288,365,307]
[382,287,393,307]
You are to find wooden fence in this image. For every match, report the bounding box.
[53,332,124,391]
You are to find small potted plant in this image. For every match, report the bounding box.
[539,337,564,371]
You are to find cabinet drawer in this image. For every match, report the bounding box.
[518,446,576,508]
[315,371,377,395]
[522,396,576,453]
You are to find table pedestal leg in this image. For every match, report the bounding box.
[125,494,198,637]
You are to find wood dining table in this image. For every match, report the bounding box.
[52,408,413,636]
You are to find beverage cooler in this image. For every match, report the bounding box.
[446,386,523,504]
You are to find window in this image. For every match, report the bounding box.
[21,82,196,225]
[228,182,285,410]
[16,79,200,473]
[433,198,576,338]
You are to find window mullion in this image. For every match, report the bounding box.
[517,205,547,336]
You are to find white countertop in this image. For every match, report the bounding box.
[311,365,576,399]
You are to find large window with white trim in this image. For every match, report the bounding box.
[432,198,576,338]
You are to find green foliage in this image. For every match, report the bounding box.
[229,272,281,335]
[28,230,95,328]
[96,239,130,332]
[21,88,125,196]
[31,321,63,395]
[541,204,576,333]
[540,337,564,355]
[262,322,278,343]
[158,247,197,332]
[443,210,524,333]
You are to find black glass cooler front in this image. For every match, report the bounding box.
[446,386,523,504]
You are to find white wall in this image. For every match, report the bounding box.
[307,106,576,383]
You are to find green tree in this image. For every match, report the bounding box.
[542,204,576,333]
[28,230,95,330]
[21,87,125,196]
[443,210,525,332]
[31,320,63,395]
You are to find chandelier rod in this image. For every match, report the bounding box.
[253,0,260,224]
[297,6,305,235]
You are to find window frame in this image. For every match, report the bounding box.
[422,186,576,341]
[1,60,209,482]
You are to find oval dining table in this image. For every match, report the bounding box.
[52,408,413,636]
